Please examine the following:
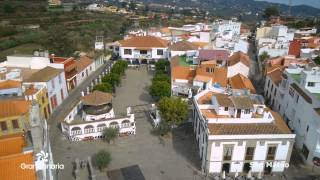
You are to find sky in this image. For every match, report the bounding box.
[255,0,320,9]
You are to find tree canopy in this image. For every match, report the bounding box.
[102,127,119,144]
[314,56,320,65]
[263,6,280,19]
[155,59,169,74]
[152,73,170,84]
[149,80,171,99]
[158,97,188,126]
[259,51,270,62]
[92,150,111,170]
[93,83,113,93]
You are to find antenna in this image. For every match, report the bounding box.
[288,0,292,16]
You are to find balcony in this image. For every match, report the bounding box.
[133,54,152,59]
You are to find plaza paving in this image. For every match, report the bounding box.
[52,66,202,180]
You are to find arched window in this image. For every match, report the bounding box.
[121,120,131,128]
[109,122,119,129]
[84,125,95,134]
[97,124,107,132]
[71,127,82,135]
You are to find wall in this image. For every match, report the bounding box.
[227,62,249,78]
[76,62,95,85]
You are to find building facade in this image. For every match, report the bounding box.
[192,89,295,176]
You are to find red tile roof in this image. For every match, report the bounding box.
[0,99,31,118]
[0,133,26,157]
[119,36,169,48]
[0,80,21,90]
[228,74,256,93]
[288,40,301,58]
[76,56,94,72]
[228,51,250,67]
[198,49,229,61]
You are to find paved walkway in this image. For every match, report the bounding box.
[52,66,201,180]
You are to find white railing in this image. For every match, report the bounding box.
[84,128,95,134]
[133,54,152,59]
[71,130,82,135]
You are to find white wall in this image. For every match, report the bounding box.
[227,62,249,78]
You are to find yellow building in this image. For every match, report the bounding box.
[24,84,50,120]
[0,99,31,137]
[256,26,272,40]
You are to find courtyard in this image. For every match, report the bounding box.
[52,66,202,180]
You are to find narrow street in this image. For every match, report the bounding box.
[248,40,264,94]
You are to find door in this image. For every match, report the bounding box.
[237,109,241,118]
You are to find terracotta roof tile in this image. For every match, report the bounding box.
[198,49,229,61]
[24,66,62,82]
[0,99,30,118]
[230,96,254,109]
[119,36,169,48]
[215,94,234,107]
[76,56,94,72]
[228,51,250,67]
[194,75,212,82]
[169,41,199,51]
[0,133,25,157]
[267,68,283,86]
[212,67,228,87]
[82,90,112,106]
[0,80,21,90]
[0,152,36,180]
[228,74,256,93]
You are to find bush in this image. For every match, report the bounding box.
[102,73,120,87]
[102,127,119,143]
[93,83,113,93]
[152,73,170,83]
[152,119,171,136]
[155,59,169,74]
[0,26,17,38]
[92,150,111,170]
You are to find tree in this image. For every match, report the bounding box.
[149,81,171,99]
[158,97,188,126]
[102,73,120,87]
[102,127,119,144]
[259,51,270,62]
[152,74,170,83]
[92,150,111,170]
[40,26,74,56]
[314,56,320,65]
[3,4,15,14]
[155,59,169,74]
[263,6,280,19]
[93,83,113,93]
[128,2,136,11]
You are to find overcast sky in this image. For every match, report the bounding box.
[255,0,320,9]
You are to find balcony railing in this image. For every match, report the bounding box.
[133,54,152,59]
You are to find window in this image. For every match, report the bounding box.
[0,122,8,131]
[306,125,309,132]
[90,66,92,71]
[206,67,210,72]
[245,147,255,160]
[244,109,251,114]
[42,96,45,103]
[274,89,277,96]
[289,87,294,97]
[11,120,19,129]
[296,95,299,103]
[223,145,233,161]
[60,89,64,101]
[58,74,62,84]
[157,49,163,55]
[267,79,270,88]
[266,146,277,160]
[124,49,132,55]
[82,72,85,77]
[51,79,55,89]
[224,107,228,111]
[140,50,147,54]
[307,82,315,87]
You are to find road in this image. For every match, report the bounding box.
[248,40,264,94]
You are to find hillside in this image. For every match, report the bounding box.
[139,0,320,18]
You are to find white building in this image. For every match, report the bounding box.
[61,91,136,141]
[227,52,251,78]
[192,89,295,176]
[76,56,95,85]
[0,80,22,96]
[119,36,169,64]
[169,41,199,58]
[24,66,68,112]
[265,65,320,165]
[212,20,241,35]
